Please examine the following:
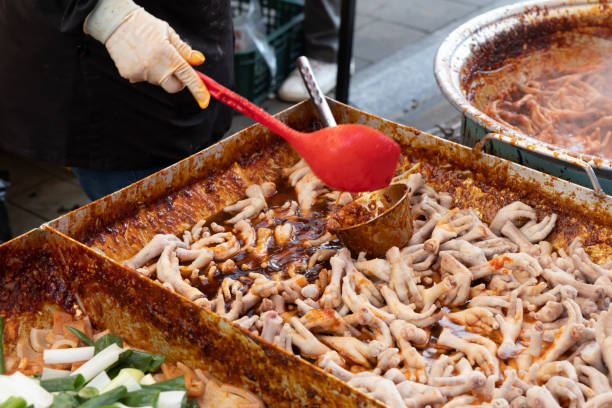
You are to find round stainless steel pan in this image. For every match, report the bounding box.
[435,0,612,196]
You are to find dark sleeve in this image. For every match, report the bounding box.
[59,0,100,32]
[34,0,99,32]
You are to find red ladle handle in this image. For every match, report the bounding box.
[196,70,402,193]
[196,71,302,144]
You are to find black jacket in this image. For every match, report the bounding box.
[0,0,234,170]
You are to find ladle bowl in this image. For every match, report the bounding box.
[330,183,413,258]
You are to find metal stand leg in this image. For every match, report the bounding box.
[335,0,356,103]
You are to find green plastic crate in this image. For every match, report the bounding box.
[232,0,305,103]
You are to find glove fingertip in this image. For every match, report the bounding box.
[190,50,206,66]
[197,92,211,109]
[173,61,210,109]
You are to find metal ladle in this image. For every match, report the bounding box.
[297,56,413,257]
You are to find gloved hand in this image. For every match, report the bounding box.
[84,0,210,109]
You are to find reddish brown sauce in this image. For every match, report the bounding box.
[483,63,612,159]
[189,180,342,299]
[489,255,513,270]
[329,191,395,230]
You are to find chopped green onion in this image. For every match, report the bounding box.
[139,375,155,386]
[87,371,111,392]
[157,391,185,408]
[40,374,85,392]
[71,343,123,382]
[41,368,71,381]
[141,377,185,392]
[105,350,132,379]
[8,372,53,408]
[96,406,127,408]
[77,387,99,400]
[64,327,94,347]
[43,347,95,365]
[184,398,199,408]
[0,396,27,408]
[76,385,127,408]
[0,316,5,374]
[94,334,123,355]
[122,351,165,373]
[49,393,79,408]
[100,369,143,394]
[120,389,160,407]
[107,349,165,379]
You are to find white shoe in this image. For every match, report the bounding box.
[277,59,339,103]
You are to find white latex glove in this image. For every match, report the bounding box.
[84,0,210,108]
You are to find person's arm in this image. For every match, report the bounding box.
[57,0,100,32]
[82,0,210,108]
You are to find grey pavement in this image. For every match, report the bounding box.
[2,0,518,237]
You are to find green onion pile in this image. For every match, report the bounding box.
[0,321,198,408]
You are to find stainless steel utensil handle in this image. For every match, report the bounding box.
[475,133,605,197]
[297,56,337,127]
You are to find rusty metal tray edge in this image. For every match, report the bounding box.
[46,98,610,242]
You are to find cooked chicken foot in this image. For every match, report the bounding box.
[124,234,187,269]
[157,244,204,301]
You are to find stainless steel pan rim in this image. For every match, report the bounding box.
[476,133,606,197]
[434,0,612,193]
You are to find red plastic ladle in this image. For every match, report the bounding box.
[196,71,400,193]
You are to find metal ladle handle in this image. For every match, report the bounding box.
[297,56,337,127]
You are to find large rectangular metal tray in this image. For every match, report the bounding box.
[2,99,610,408]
